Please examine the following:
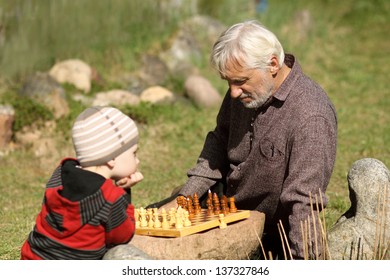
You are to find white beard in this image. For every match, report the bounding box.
[241,90,273,109]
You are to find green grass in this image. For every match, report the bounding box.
[1,0,389,259]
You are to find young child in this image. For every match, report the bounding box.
[21,106,143,260]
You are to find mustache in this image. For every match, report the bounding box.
[240,92,251,99]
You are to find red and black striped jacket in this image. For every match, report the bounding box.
[21,158,135,260]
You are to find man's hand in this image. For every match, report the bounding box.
[116,171,144,189]
[158,198,178,211]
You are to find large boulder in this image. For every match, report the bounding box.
[49,59,93,93]
[20,72,69,118]
[327,158,390,260]
[105,211,265,260]
[92,89,140,107]
[184,74,222,108]
[140,86,175,104]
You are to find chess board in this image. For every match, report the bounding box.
[135,209,250,238]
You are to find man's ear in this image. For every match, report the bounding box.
[269,56,280,75]
[106,159,116,169]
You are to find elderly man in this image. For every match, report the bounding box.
[175,20,337,259]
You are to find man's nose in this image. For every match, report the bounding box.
[230,85,242,99]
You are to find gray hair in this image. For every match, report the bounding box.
[210,20,285,74]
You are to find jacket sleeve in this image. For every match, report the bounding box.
[180,92,231,197]
[105,191,135,246]
[280,114,337,259]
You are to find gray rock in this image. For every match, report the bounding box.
[103,244,154,260]
[327,158,390,260]
[20,72,69,118]
[139,54,169,87]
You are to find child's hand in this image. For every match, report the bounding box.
[116,171,144,189]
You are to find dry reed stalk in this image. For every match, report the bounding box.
[300,220,308,260]
[280,220,293,259]
[349,240,355,260]
[301,220,305,259]
[357,237,362,260]
[304,219,309,259]
[277,222,288,260]
[309,192,319,260]
[319,191,331,259]
[253,227,267,260]
[315,195,325,259]
[296,190,330,260]
[380,241,389,260]
[307,216,312,258]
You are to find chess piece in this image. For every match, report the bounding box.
[187,197,194,218]
[193,192,201,214]
[207,189,213,202]
[148,216,154,228]
[161,208,169,229]
[220,197,229,215]
[207,203,214,216]
[169,208,176,226]
[206,197,212,208]
[229,197,237,213]
[153,211,161,228]
[175,212,183,229]
[221,195,229,210]
[219,214,227,229]
[184,211,192,227]
[213,193,220,215]
[177,196,187,210]
[140,207,148,227]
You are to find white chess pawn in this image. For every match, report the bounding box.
[169,208,176,226]
[161,208,170,229]
[219,214,227,229]
[175,212,183,229]
[140,208,148,228]
[146,208,154,228]
[153,211,161,228]
[184,211,192,227]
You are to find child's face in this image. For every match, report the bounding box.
[111,144,139,180]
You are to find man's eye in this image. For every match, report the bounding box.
[231,79,247,86]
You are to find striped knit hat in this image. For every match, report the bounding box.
[72,106,138,167]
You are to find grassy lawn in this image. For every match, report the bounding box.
[0,0,389,259]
